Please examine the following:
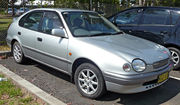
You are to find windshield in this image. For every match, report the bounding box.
[62,12,121,37]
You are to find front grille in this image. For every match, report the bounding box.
[153,58,169,69]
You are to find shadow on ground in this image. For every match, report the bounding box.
[24,59,71,82]
[1,58,180,105]
[96,78,180,105]
[26,59,180,105]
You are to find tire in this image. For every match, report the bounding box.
[12,41,26,64]
[168,47,180,69]
[74,63,106,99]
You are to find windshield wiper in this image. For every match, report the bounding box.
[111,31,124,35]
[89,32,112,37]
[75,31,124,37]
[91,31,124,36]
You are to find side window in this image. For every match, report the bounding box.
[19,14,28,27]
[115,9,142,25]
[109,16,114,22]
[41,12,62,34]
[20,12,43,31]
[171,11,180,25]
[142,9,169,25]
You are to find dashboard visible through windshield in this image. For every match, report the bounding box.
[62,11,121,37]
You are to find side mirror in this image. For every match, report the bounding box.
[112,20,117,26]
[97,11,105,16]
[51,28,66,38]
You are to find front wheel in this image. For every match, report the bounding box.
[168,47,180,69]
[74,63,106,99]
[13,42,26,64]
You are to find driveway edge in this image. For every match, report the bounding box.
[0,64,66,105]
[0,51,11,56]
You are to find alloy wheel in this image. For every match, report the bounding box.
[78,69,98,95]
[170,50,179,66]
[13,43,22,62]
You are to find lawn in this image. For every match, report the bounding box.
[0,45,11,51]
[0,16,12,31]
[0,74,40,105]
[0,15,12,50]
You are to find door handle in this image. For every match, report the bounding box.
[37,37,42,42]
[160,31,168,35]
[18,32,21,35]
[129,30,132,33]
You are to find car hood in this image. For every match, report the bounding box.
[78,34,170,64]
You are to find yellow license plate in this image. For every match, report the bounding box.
[157,72,169,83]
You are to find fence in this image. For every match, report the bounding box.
[0,1,126,45]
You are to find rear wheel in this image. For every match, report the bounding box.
[74,63,106,99]
[13,42,26,64]
[168,47,180,69]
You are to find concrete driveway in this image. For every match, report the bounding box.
[0,57,180,105]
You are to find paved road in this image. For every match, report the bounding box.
[0,57,180,105]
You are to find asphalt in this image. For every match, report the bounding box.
[0,57,180,105]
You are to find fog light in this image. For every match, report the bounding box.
[123,63,131,72]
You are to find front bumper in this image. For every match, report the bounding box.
[103,61,174,94]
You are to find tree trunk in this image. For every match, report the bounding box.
[12,1,15,16]
[143,0,146,6]
[139,0,142,6]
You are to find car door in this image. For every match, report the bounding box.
[136,8,172,45]
[112,8,143,35]
[35,11,69,72]
[174,10,180,44]
[18,11,43,58]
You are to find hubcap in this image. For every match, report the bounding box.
[13,44,22,62]
[170,50,179,66]
[78,69,98,95]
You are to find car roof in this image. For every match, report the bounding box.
[129,6,180,11]
[108,6,180,19]
[31,8,94,13]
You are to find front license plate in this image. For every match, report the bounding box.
[157,72,169,83]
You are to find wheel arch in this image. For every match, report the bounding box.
[71,57,102,82]
[11,39,18,51]
[164,43,180,49]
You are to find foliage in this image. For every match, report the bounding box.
[0,16,12,46]
[0,75,39,105]
[158,0,180,7]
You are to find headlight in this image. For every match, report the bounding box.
[132,59,146,72]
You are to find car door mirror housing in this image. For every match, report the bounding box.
[112,20,117,26]
[51,28,66,38]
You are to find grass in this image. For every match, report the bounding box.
[0,74,40,105]
[0,15,12,48]
[0,45,10,51]
[0,17,12,31]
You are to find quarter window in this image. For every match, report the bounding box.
[20,12,43,31]
[142,9,169,25]
[115,9,142,25]
[41,12,62,34]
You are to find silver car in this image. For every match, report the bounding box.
[6,8,174,99]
